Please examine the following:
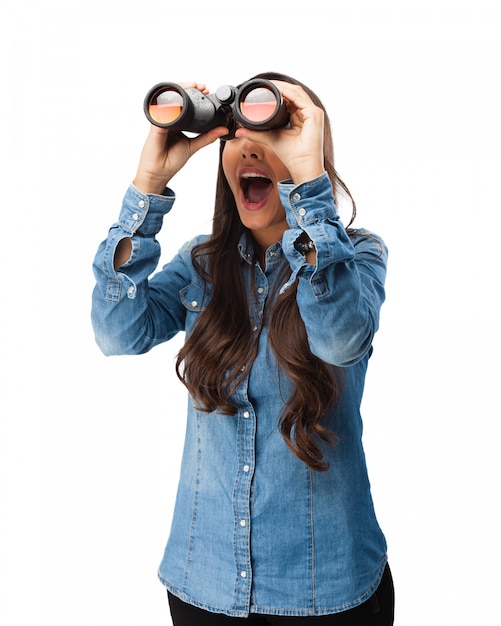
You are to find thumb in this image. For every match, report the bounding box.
[189,126,229,154]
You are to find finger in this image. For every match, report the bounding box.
[189,126,230,153]
[271,80,308,103]
[269,81,318,117]
[178,81,209,94]
[145,124,171,150]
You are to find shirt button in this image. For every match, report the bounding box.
[240,571,247,578]
[252,325,258,332]
[138,200,145,208]
[269,250,277,257]
[293,192,301,201]
[298,207,307,216]
[240,519,246,527]
[257,287,264,294]
[243,465,250,472]
[191,300,198,308]
[127,286,135,298]
[132,213,139,221]
[243,411,250,419]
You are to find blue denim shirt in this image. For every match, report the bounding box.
[91,173,389,617]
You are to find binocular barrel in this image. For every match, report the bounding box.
[144,79,289,135]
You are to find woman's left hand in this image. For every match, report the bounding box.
[234,80,326,185]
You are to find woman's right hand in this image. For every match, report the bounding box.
[133,82,229,195]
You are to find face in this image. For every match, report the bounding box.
[222,136,291,251]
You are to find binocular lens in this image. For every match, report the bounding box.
[148,88,184,125]
[144,79,288,134]
[239,86,278,123]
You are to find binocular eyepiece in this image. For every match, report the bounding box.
[144,79,289,137]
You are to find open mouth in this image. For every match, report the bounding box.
[240,172,273,205]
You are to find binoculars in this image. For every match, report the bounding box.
[144,79,289,137]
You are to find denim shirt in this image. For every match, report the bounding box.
[91,173,389,617]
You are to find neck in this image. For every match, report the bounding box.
[251,223,288,265]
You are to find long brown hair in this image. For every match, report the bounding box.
[176,72,356,471]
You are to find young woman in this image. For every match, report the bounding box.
[91,72,394,625]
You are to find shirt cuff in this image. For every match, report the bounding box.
[117,183,176,236]
[278,172,339,228]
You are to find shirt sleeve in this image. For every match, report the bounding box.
[91,184,190,356]
[279,173,388,367]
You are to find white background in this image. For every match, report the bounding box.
[1,1,500,624]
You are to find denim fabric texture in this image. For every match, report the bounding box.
[91,173,389,617]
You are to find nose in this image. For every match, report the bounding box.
[239,137,261,160]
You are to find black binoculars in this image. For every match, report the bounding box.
[144,79,289,137]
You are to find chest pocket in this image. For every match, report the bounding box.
[180,281,211,314]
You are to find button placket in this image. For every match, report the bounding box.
[250,267,268,333]
[233,401,255,609]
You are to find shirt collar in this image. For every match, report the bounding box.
[237,232,254,265]
[237,232,284,267]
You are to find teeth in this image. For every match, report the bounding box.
[241,172,269,180]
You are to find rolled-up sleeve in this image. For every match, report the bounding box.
[91,184,188,356]
[279,173,388,367]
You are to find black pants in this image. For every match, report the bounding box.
[168,563,394,625]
